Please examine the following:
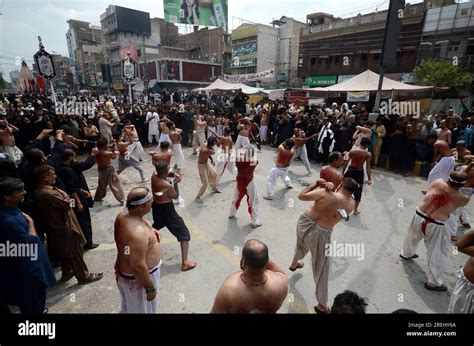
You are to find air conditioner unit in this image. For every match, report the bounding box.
[211,57,217,63]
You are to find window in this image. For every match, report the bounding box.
[461,9,468,16]
[334,55,340,64]
[310,57,316,65]
[466,44,474,55]
[361,54,367,61]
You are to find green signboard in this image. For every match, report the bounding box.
[304,76,337,87]
[163,0,228,28]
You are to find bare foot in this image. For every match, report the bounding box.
[182,261,197,271]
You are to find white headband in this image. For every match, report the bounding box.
[128,192,153,206]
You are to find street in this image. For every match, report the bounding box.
[43,144,472,314]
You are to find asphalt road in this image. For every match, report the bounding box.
[40,144,472,314]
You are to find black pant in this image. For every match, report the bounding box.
[403,138,417,172]
[74,206,93,247]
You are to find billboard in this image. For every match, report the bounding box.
[163,0,228,28]
[158,60,181,81]
[120,44,138,62]
[115,6,151,35]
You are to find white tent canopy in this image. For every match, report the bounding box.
[310,70,433,92]
[195,78,264,94]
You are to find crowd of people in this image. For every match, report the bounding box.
[0,88,473,314]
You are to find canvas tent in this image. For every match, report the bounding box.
[196,78,264,94]
[310,70,433,92]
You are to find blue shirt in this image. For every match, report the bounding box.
[457,127,473,147]
[0,207,56,304]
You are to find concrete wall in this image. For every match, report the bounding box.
[257,24,278,81]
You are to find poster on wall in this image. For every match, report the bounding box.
[158,60,181,81]
[163,0,228,28]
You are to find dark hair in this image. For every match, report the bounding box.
[25,149,45,167]
[160,141,170,150]
[86,120,93,125]
[242,239,269,273]
[360,137,371,147]
[155,161,169,176]
[180,0,200,24]
[224,128,231,135]
[61,149,75,162]
[456,140,466,148]
[34,164,55,184]
[328,151,342,163]
[0,158,18,178]
[284,139,295,150]
[126,187,150,210]
[167,121,174,129]
[207,136,217,147]
[342,177,359,194]
[331,290,368,314]
[449,171,467,188]
[0,177,24,204]
[392,309,418,314]
[97,137,108,149]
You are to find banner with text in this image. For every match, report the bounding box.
[163,0,228,28]
[347,91,370,102]
[224,68,275,83]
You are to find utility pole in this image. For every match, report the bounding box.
[142,33,148,91]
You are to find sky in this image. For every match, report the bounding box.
[0,0,423,82]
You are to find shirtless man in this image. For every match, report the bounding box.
[352,124,372,148]
[292,128,318,176]
[320,151,344,187]
[289,177,358,313]
[114,187,161,313]
[123,120,145,161]
[151,161,196,271]
[453,141,471,164]
[342,137,372,215]
[215,128,237,182]
[448,230,474,313]
[195,136,220,203]
[211,239,288,313]
[169,122,185,175]
[149,142,173,168]
[158,117,172,146]
[192,115,207,155]
[401,171,470,291]
[428,133,456,185]
[94,138,125,205]
[263,139,295,200]
[437,120,452,146]
[235,118,252,152]
[114,132,146,183]
[229,146,261,228]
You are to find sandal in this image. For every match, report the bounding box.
[353,211,361,216]
[289,262,304,272]
[314,305,331,314]
[399,254,419,260]
[424,282,447,291]
[79,273,103,285]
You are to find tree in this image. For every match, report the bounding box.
[414,59,472,97]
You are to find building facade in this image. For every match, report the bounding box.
[230,23,279,87]
[418,1,474,73]
[271,16,307,87]
[66,20,103,85]
[298,0,455,87]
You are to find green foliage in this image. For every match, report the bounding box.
[414,59,472,96]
